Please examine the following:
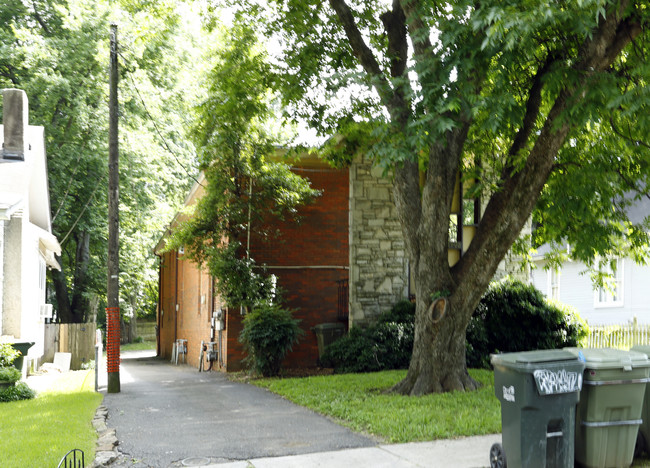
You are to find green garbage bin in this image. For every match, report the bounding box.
[565,347,650,468]
[491,349,585,468]
[9,341,34,374]
[631,345,650,456]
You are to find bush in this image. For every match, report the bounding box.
[0,367,21,383]
[466,278,589,369]
[320,300,415,373]
[0,343,20,368]
[0,382,36,403]
[239,303,303,377]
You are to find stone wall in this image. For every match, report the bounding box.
[349,156,409,327]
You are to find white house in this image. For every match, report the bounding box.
[0,88,61,373]
[531,198,650,325]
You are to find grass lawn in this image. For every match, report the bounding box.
[0,370,103,467]
[253,368,501,443]
[120,340,156,352]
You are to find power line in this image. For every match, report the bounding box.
[119,52,203,188]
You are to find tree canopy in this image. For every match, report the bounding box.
[216,0,650,394]
[0,0,200,324]
[164,23,319,308]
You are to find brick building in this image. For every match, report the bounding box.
[154,154,351,371]
[154,149,487,372]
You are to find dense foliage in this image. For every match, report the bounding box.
[164,23,319,308]
[466,279,589,369]
[215,0,650,395]
[0,344,20,368]
[239,303,303,377]
[0,382,36,403]
[0,345,34,402]
[320,300,415,373]
[0,0,199,324]
[0,367,21,383]
[322,284,587,373]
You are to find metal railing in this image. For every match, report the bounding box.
[57,449,84,468]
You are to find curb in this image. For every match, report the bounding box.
[91,405,119,467]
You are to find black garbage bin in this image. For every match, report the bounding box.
[490,349,585,468]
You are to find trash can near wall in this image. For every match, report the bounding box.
[565,348,650,468]
[313,323,346,360]
[490,349,585,468]
[631,345,650,456]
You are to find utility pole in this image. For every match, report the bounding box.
[106,23,121,393]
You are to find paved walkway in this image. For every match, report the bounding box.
[98,350,499,467]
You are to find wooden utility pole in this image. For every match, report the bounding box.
[107,23,121,393]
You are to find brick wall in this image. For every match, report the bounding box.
[157,161,350,372]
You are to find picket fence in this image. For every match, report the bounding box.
[585,319,650,350]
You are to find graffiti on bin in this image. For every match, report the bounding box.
[502,385,515,402]
[533,368,582,395]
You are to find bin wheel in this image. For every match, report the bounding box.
[489,443,507,468]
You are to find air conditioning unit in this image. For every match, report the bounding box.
[40,304,53,319]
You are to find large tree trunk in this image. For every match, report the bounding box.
[52,257,73,323]
[70,231,90,322]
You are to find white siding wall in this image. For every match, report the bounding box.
[532,258,650,325]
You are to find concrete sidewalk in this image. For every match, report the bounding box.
[210,435,500,468]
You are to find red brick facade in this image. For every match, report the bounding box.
[156,160,349,372]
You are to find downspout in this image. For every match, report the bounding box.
[241,177,253,316]
[0,219,4,334]
[156,255,162,357]
[174,249,179,344]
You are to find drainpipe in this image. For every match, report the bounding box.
[174,249,179,344]
[0,219,4,334]
[156,255,162,357]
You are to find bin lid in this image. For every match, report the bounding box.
[564,347,650,371]
[631,345,650,355]
[491,349,578,367]
[491,349,584,395]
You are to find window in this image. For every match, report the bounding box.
[548,268,560,300]
[595,258,623,307]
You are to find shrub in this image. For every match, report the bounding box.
[0,382,36,403]
[320,300,415,373]
[0,343,20,368]
[466,278,589,369]
[239,303,303,377]
[0,367,21,383]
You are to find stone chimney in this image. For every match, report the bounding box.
[2,89,28,162]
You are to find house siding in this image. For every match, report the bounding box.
[532,258,650,325]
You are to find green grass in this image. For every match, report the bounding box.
[0,370,103,467]
[253,369,501,443]
[120,340,156,352]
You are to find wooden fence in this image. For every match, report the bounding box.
[43,323,96,370]
[585,319,650,350]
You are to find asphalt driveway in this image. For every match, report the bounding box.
[101,351,375,467]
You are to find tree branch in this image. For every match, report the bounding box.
[508,53,557,159]
[328,0,394,110]
[453,1,643,303]
[380,0,408,79]
[31,1,51,36]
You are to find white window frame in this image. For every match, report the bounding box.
[594,257,624,308]
[547,268,561,300]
